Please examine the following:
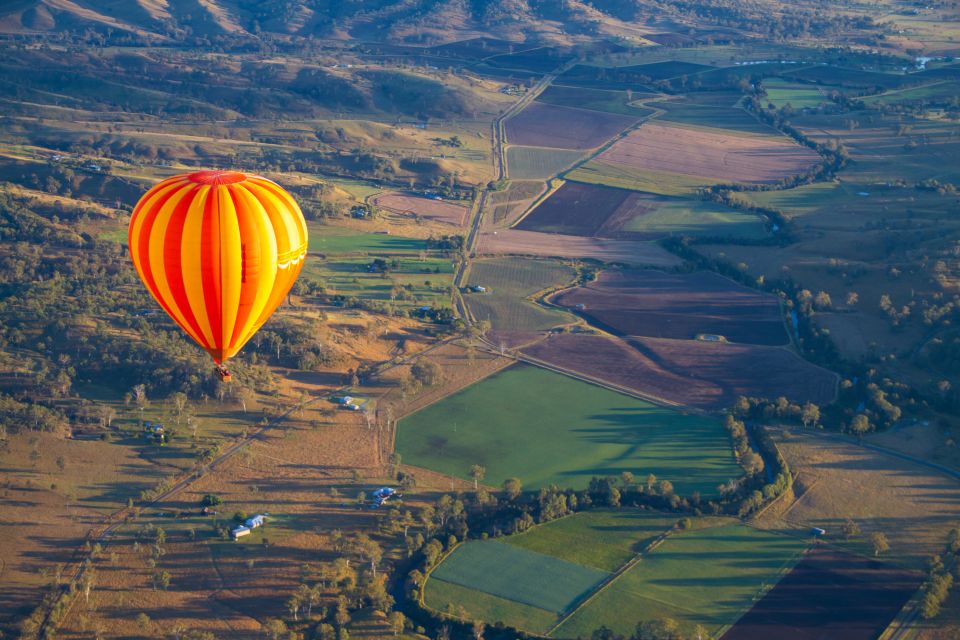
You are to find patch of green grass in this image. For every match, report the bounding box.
[652,102,776,135]
[860,81,960,106]
[762,78,828,109]
[397,364,740,494]
[507,146,586,179]
[552,523,809,638]
[505,510,681,572]
[429,539,609,614]
[307,225,428,254]
[465,258,574,331]
[301,254,454,309]
[567,161,705,196]
[622,195,767,239]
[424,578,559,634]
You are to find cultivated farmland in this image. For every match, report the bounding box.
[515,181,638,236]
[594,122,820,186]
[464,258,575,333]
[477,228,681,266]
[551,269,788,345]
[396,364,741,494]
[424,510,685,633]
[722,547,920,640]
[429,540,607,616]
[504,102,639,150]
[506,146,585,179]
[536,85,657,117]
[372,191,469,226]
[521,334,837,409]
[486,180,547,225]
[553,522,808,638]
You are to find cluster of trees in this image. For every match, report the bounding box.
[920,528,960,619]
[591,618,712,640]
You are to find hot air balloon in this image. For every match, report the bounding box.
[128,170,308,381]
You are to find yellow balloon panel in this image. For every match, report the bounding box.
[128,170,308,363]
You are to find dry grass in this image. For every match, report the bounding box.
[372,192,469,226]
[755,430,960,570]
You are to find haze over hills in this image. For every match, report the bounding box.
[1,1,960,639]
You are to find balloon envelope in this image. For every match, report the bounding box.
[128,170,308,364]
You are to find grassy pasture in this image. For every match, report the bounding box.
[464,258,575,331]
[307,225,428,254]
[507,146,585,179]
[620,194,767,238]
[424,578,559,633]
[505,510,682,572]
[429,540,608,614]
[652,102,777,135]
[396,364,740,494]
[537,85,657,117]
[566,160,707,196]
[553,523,809,638]
[762,78,828,109]
[301,254,454,309]
[860,80,960,106]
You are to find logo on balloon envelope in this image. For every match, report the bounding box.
[128,170,308,380]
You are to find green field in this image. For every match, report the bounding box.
[622,195,767,239]
[652,102,776,135]
[430,540,608,614]
[424,578,559,633]
[397,364,741,494]
[465,258,574,331]
[301,254,454,309]
[507,146,586,179]
[537,85,657,117]
[762,78,828,109]
[308,225,428,254]
[505,510,682,572]
[860,80,960,106]
[567,160,705,196]
[553,523,809,638]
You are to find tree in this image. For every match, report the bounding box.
[136,612,153,636]
[469,464,486,490]
[503,477,522,500]
[846,291,859,307]
[388,611,406,636]
[263,618,288,640]
[814,291,832,310]
[841,519,861,539]
[871,532,890,556]
[472,620,485,640]
[410,358,443,387]
[801,402,820,429]
[334,595,351,628]
[850,414,871,438]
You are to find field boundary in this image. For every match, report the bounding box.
[545,527,677,636]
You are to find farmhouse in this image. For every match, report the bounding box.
[245,514,267,529]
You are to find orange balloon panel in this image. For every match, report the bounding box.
[128,170,308,363]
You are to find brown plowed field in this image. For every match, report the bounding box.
[477,228,680,267]
[520,334,836,409]
[515,181,655,237]
[597,122,820,184]
[722,547,919,640]
[632,337,837,407]
[504,102,638,150]
[521,333,721,407]
[551,269,789,345]
[373,192,468,226]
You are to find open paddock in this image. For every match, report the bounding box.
[515,181,638,236]
[372,192,469,226]
[551,269,788,345]
[504,102,639,150]
[595,122,820,185]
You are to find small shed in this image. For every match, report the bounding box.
[231,526,251,540]
[811,527,826,537]
[245,515,267,529]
